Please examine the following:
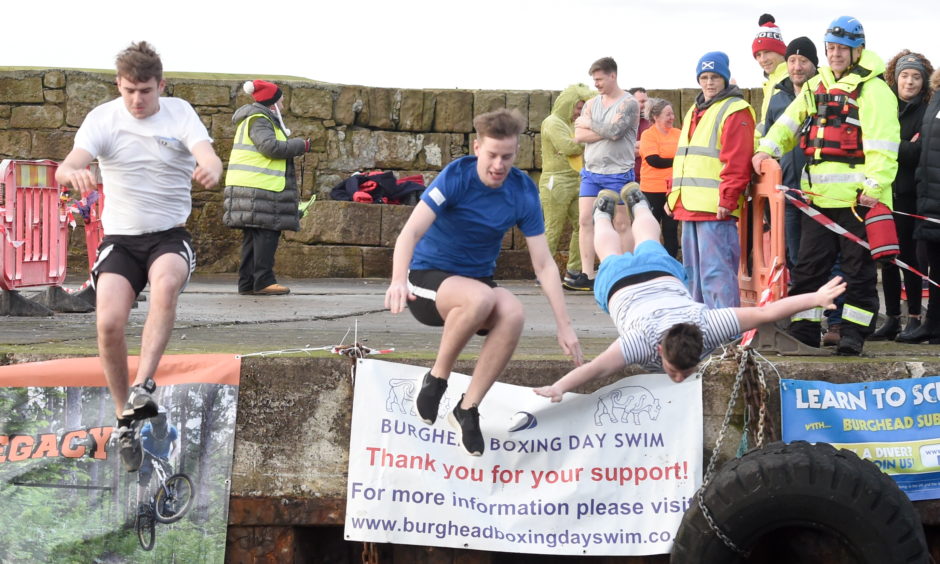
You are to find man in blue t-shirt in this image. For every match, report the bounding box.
[385,109,584,457]
[137,406,179,503]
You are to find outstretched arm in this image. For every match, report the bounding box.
[527,234,584,366]
[734,277,846,332]
[534,340,625,402]
[384,202,436,313]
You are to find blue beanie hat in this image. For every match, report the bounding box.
[696,51,731,85]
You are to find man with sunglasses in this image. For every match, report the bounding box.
[753,16,900,356]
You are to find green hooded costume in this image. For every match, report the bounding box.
[539,83,594,274]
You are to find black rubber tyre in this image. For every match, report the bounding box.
[153,473,194,524]
[136,507,156,551]
[671,441,929,564]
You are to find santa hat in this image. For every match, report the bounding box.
[243,80,291,135]
[243,80,282,106]
[752,14,786,58]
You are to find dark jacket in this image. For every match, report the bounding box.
[894,94,927,212]
[914,70,940,242]
[223,103,306,232]
[764,76,808,190]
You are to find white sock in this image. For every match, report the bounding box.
[593,209,613,223]
[632,200,650,212]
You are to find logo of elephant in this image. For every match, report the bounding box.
[594,385,662,426]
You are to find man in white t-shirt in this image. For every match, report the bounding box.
[55,41,222,472]
[535,184,845,401]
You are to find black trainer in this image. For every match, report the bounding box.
[416,371,447,424]
[835,333,864,356]
[619,182,649,221]
[448,395,484,456]
[122,377,158,420]
[562,272,593,292]
[594,189,620,221]
[115,422,143,472]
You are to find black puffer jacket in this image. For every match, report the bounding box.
[223,103,306,231]
[914,70,940,242]
[894,94,927,212]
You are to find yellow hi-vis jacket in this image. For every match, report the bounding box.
[756,49,900,209]
[756,61,789,139]
[668,97,755,217]
[224,114,288,192]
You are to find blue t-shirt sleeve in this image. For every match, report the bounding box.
[516,173,545,237]
[420,164,459,215]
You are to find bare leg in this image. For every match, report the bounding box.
[462,288,524,407]
[95,273,137,419]
[630,205,663,247]
[613,208,633,256]
[594,213,625,261]
[578,197,597,277]
[430,277,500,380]
[134,254,189,387]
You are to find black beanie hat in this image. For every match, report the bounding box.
[785,36,818,67]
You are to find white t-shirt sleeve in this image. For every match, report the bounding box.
[73,106,109,159]
[176,101,212,151]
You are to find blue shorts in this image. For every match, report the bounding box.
[593,240,687,312]
[579,169,635,198]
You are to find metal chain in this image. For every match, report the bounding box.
[361,541,379,564]
[696,351,750,557]
[755,356,768,449]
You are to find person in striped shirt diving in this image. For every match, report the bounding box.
[534,184,845,400]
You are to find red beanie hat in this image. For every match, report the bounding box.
[243,80,282,106]
[752,14,786,58]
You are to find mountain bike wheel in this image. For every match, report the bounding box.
[136,506,156,551]
[153,473,194,523]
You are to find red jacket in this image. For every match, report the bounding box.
[670,107,755,221]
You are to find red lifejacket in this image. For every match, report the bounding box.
[800,82,865,165]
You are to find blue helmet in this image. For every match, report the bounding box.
[825,16,865,48]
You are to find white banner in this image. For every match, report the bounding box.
[345,359,702,556]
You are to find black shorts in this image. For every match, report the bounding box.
[92,227,196,296]
[407,269,497,336]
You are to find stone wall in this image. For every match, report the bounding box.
[0,69,762,278]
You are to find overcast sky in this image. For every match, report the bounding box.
[4,0,937,91]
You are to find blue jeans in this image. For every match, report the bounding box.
[681,220,741,308]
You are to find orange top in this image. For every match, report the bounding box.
[638,126,681,194]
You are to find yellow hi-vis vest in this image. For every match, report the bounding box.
[668,97,755,217]
[224,114,287,192]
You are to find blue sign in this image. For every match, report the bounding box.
[781,376,940,501]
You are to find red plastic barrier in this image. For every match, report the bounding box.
[738,159,789,307]
[80,163,104,272]
[0,160,69,290]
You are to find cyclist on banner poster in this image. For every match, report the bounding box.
[137,406,179,504]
